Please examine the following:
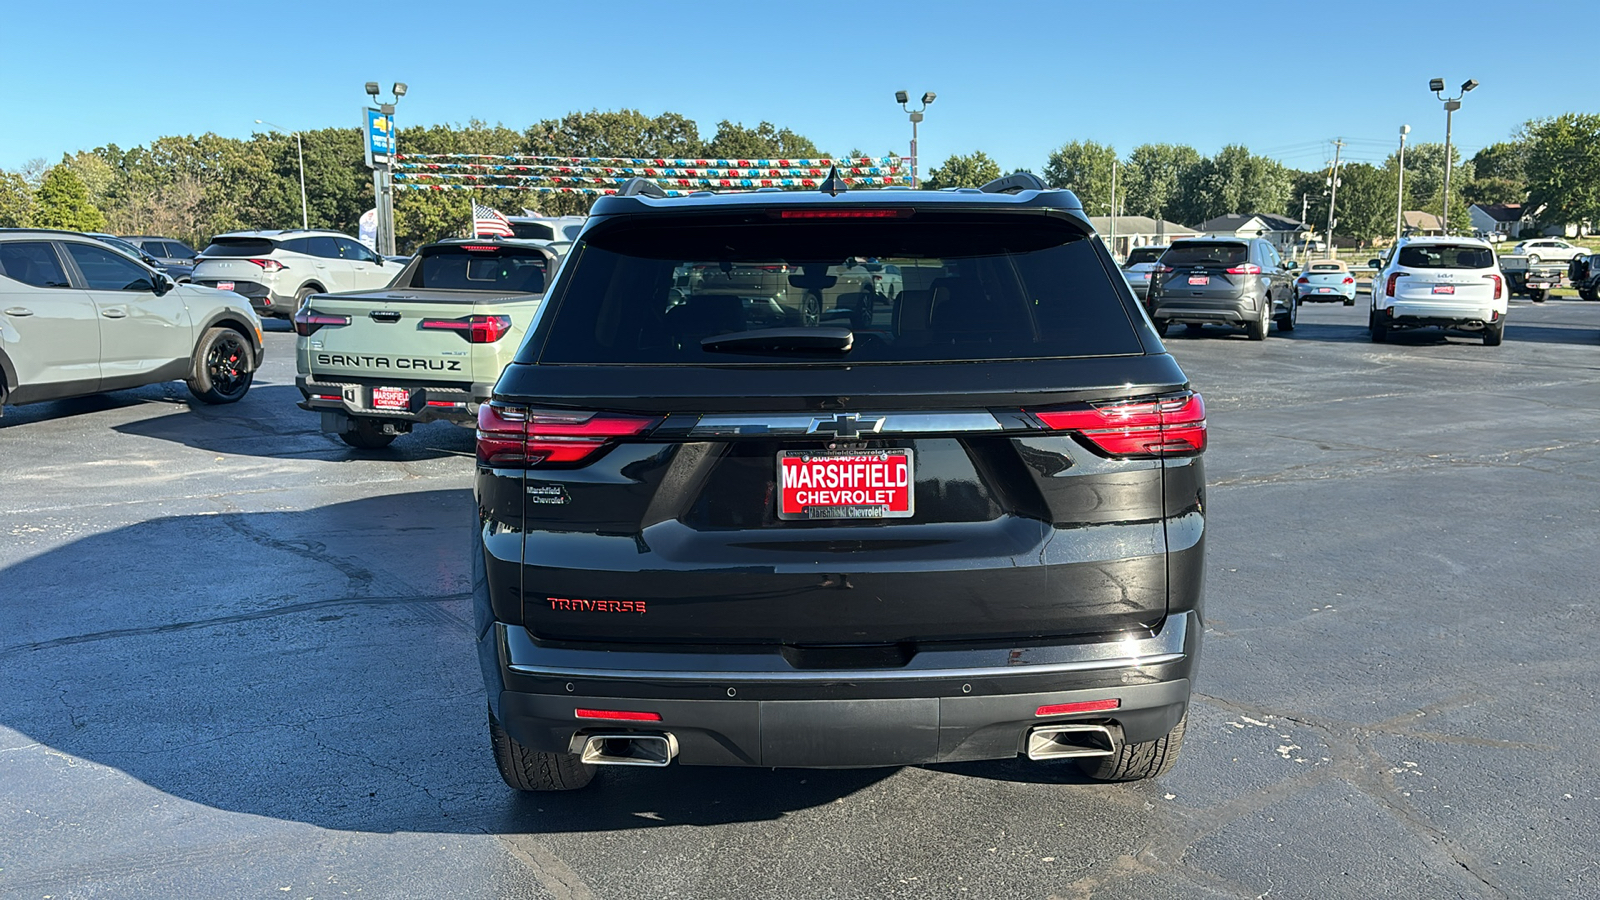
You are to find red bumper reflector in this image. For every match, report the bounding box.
[575,708,662,722]
[1035,699,1121,717]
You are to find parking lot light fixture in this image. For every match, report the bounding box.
[897,90,935,189]
[1430,78,1476,233]
[393,82,408,98]
[365,81,380,97]
[256,119,309,229]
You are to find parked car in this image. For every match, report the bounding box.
[0,229,263,411]
[86,233,162,270]
[1120,245,1167,307]
[1498,255,1563,302]
[1568,254,1600,302]
[295,238,562,448]
[1294,260,1357,306]
[190,230,398,319]
[1148,237,1296,339]
[1513,238,1591,264]
[475,174,1205,791]
[121,236,199,281]
[507,214,587,242]
[1370,237,1506,345]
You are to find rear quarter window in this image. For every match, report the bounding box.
[527,214,1143,365]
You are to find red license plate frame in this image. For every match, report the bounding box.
[1316,287,1334,293]
[1432,285,1456,295]
[1187,275,1209,285]
[371,387,410,411]
[777,450,914,520]
[216,281,235,292]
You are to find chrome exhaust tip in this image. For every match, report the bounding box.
[1027,723,1118,761]
[578,733,679,767]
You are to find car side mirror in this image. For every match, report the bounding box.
[1367,258,1382,269]
[152,273,173,296]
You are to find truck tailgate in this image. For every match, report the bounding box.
[301,289,536,385]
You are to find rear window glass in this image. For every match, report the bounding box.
[1310,263,1343,272]
[202,238,277,257]
[1398,244,1495,269]
[1124,247,1164,265]
[531,216,1141,365]
[1162,243,1248,267]
[512,222,555,241]
[413,247,547,292]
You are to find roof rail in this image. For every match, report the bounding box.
[820,166,848,197]
[979,173,1046,194]
[616,178,668,199]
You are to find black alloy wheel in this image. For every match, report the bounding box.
[186,327,254,404]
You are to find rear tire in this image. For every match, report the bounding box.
[1528,288,1547,303]
[1343,296,1355,307]
[1152,320,1169,336]
[340,417,398,449]
[1580,286,1597,301]
[1275,295,1296,332]
[1077,711,1187,782]
[1369,308,1388,343]
[186,327,254,404]
[1184,322,1204,334]
[1527,254,1541,264]
[1245,303,1268,341]
[1483,319,1505,346]
[294,284,320,311]
[490,709,595,791]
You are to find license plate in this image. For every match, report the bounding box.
[1317,287,1334,293]
[1188,275,1209,285]
[1527,282,1552,289]
[372,387,410,410]
[1432,285,1456,294]
[216,281,235,291]
[778,450,913,520]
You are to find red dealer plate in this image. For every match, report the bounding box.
[216,281,235,291]
[372,387,410,410]
[1317,287,1334,293]
[1432,285,1456,294]
[1188,275,1209,285]
[778,450,914,520]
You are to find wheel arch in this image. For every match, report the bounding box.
[193,309,264,370]
[0,346,17,397]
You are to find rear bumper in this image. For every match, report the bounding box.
[487,611,1199,768]
[1297,285,1356,301]
[296,374,493,426]
[1150,294,1256,325]
[1382,302,1504,328]
[192,279,288,317]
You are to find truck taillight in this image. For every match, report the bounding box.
[292,310,350,336]
[421,314,513,343]
[1485,273,1503,299]
[1030,393,1206,457]
[476,406,660,468]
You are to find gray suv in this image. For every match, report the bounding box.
[1148,237,1295,340]
[190,230,398,318]
[0,230,263,411]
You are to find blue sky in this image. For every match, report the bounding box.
[1,0,1591,174]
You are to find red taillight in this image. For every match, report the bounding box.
[775,209,909,219]
[575,708,662,722]
[246,258,285,273]
[1296,276,1310,285]
[1485,273,1503,299]
[1342,276,1355,284]
[1225,263,1262,275]
[1386,272,1406,297]
[476,405,660,468]
[1153,265,1174,274]
[1036,699,1121,717]
[1031,393,1206,457]
[292,310,350,336]
[461,245,501,252]
[420,314,513,343]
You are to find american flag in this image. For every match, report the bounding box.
[473,203,514,238]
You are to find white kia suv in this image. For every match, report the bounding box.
[190,230,399,318]
[1371,237,1506,346]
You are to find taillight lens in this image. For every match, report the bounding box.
[1153,265,1174,274]
[1225,263,1262,275]
[1296,276,1310,285]
[1030,393,1206,457]
[1485,273,1503,299]
[292,310,350,336]
[246,258,286,273]
[1386,272,1406,297]
[1342,276,1355,284]
[421,314,513,343]
[476,405,660,468]
[775,209,909,219]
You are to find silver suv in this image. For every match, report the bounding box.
[190,230,398,318]
[0,230,263,411]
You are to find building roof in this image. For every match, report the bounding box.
[1471,203,1524,223]
[1198,213,1307,233]
[1086,215,1198,235]
[1403,211,1445,231]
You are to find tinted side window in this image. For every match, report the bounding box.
[65,243,156,291]
[337,238,377,262]
[307,237,341,259]
[0,241,73,288]
[169,241,197,258]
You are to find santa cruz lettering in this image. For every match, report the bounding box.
[315,353,462,371]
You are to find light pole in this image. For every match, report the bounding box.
[256,119,308,229]
[1430,77,1477,234]
[895,90,935,188]
[1325,139,1345,259]
[1394,124,1410,246]
[364,81,407,256]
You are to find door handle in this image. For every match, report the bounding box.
[2,307,32,316]
[101,307,128,319]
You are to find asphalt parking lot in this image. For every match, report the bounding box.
[3,298,1599,899]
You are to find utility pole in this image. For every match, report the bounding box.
[1324,139,1345,259]
[1394,125,1410,246]
[1300,193,1309,259]
[1109,159,1118,260]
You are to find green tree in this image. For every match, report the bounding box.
[1042,140,1117,214]
[33,166,105,231]
[1326,163,1390,244]
[1122,144,1201,222]
[922,151,1002,190]
[1471,141,1527,183]
[704,121,822,159]
[0,171,34,227]
[1523,113,1600,233]
[1177,145,1291,225]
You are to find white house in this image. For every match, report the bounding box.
[1468,203,1528,239]
[1198,213,1309,253]
[1087,216,1202,260]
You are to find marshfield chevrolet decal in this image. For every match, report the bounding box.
[315,353,462,371]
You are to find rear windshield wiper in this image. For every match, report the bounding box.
[700,326,853,353]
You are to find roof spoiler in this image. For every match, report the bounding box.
[979,173,1047,194]
[616,178,668,199]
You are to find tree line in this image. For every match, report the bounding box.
[2,109,1596,252]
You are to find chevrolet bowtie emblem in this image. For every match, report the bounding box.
[808,413,884,439]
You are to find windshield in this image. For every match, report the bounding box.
[1124,247,1163,266]
[412,247,547,292]
[1162,243,1248,268]
[1398,245,1496,269]
[532,216,1141,365]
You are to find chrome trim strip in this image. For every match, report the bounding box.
[688,410,1004,437]
[503,613,1189,683]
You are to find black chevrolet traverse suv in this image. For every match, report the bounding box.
[473,173,1207,790]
